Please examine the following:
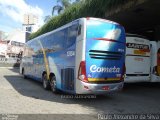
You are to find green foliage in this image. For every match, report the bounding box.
[52,0,71,16]
[57,0,71,8]
[44,15,51,23]
[29,0,126,40]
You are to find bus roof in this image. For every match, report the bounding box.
[28,17,122,43]
[86,17,120,25]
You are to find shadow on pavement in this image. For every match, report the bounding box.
[4,75,115,113]
[8,68,20,73]
[4,69,160,114]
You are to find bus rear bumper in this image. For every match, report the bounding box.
[76,81,124,94]
[124,76,150,83]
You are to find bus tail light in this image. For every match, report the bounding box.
[78,61,88,82]
[86,17,90,20]
[120,63,126,81]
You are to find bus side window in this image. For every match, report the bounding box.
[52,29,65,51]
[32,40,40,54]
[67,24,78,47]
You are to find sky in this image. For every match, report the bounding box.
[0,0,57,33]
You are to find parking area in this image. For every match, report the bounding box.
[0,68,160,119]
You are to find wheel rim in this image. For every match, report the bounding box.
[50,76,56,92]
[43,74,48,88]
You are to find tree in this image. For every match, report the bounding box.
[44,0,72,23]
[52,0,71,16]
[44,15,51,23]
[52,5,63,16]
[57,0,71,9]
[74,0,81,3]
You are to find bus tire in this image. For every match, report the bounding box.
[22,68,27,79]
[50,75,58,93]
[42,73,50,90]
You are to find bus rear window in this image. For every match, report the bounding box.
[86,19,125,42]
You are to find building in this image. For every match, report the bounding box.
[23,14,39,33]
[23,14,38,25]
[6,40,24,58]
[0,30,5,40]
[0,40,8,57]
[0,14,39,66]
[0,29,25,58]
[7,29,26,43]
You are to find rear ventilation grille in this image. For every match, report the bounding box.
[61,68,74,91]
[89,50,122,60]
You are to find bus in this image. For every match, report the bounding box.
[20,17,126,94]
[150,41,160,82]
[125,34,150,83]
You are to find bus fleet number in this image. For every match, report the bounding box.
[67,51,75,57]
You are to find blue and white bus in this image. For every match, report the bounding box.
[20,17,126,94]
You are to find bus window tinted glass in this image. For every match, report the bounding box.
[52,29,66,51]
[87,19,125,43]
[67,24,78,47]
[41,29,66,52]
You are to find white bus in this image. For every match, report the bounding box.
[150,41,160,82]
[20,17,126,94]
[125,34,150,83]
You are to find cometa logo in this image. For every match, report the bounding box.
[90,65,120,73]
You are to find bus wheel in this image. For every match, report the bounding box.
[50,76,57,93]
[42,73,50,90]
